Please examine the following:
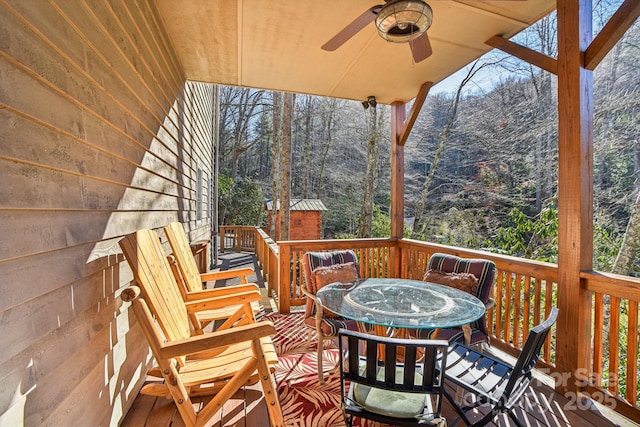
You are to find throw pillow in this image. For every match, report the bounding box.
[311,262,359,317]
[423,269,479,295]
[312,262,359,292]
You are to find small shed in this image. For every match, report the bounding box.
[265,199,327,240]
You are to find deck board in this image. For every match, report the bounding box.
[141,397,183,427]
[121,393,156,426]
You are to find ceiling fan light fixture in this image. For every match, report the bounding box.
[375,0,432,43]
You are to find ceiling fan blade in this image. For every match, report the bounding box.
[321,6,380,51]
[409,32,432,63]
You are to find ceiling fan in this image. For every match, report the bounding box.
[322,0,434,63]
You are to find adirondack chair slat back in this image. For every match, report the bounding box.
[164,222,205,293]
[119,229,191,350]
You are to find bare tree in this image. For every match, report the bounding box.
[302,96,314,198]
[219,87,265,179]
[270,92,282,238]
[358,101,379,238]
[613,192,640,275]
[316,98,338,199]
[411,62,483,238]
[279,92,294,240]
[606,26,640,275]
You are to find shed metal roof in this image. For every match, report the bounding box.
[264,199,328,211]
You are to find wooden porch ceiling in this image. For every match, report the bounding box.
[154,0,555,105]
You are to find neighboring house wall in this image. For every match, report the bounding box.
[0,2,212,426]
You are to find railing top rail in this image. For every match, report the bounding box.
[582,270,640,301]
[224,228,640,298]
[278,238,395,251]
[399,238,558,278]
[253,227,278,253]
[399,238,556,267]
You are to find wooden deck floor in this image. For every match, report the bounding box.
[120,374,629,427]
[120,252,636,427]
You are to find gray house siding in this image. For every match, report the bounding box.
[0,1,213,425]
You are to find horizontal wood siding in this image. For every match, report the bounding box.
[0,1,213,425]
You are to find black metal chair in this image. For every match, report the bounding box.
[443,307,559,426]
[338,329,449,427]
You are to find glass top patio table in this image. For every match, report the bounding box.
[316,277,485,330]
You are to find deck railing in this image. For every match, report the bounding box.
[222,226,639,421]
[397,239,559,367]
[582,270,640,420]
[276,238,397,311]
[220,225,257,252]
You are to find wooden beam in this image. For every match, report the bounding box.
[390,102,406,241]
[555,0,593,395]
[584,0,640,70]
[486,35,558,75]
[398,82,432,146]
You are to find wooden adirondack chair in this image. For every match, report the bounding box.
[164,221,262,333]
[119,229,283,427]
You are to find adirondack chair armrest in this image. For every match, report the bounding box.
[184,291,262,313]
[200,267,255,283]
[183,283,260,301]
[158,321,277,359]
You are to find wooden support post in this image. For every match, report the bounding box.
[390,101,406,241]
[556,0,594,394]
[389,83,431,277]
[390,102,406,243]
[390,102,406,278]
[278,244,291,313]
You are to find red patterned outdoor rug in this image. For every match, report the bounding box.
[262,312,594,427]
[263,312,377,427]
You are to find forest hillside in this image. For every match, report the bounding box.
[217,9,640,276]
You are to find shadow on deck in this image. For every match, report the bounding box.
[211,251,265,288]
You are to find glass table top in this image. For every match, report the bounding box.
[315,277,486,329]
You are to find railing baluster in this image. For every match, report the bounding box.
[505,272,513,345]
[513,273,522,347]
[609,296,620,395]
[523,276,531,340]
[627,300,638,405]
[494,269,503,341]
[593,292,604,389]
[543,278,553,362]
[534,278,542,331]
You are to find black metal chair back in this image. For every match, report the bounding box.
[338,329,449,427]
[444,307,559,426]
